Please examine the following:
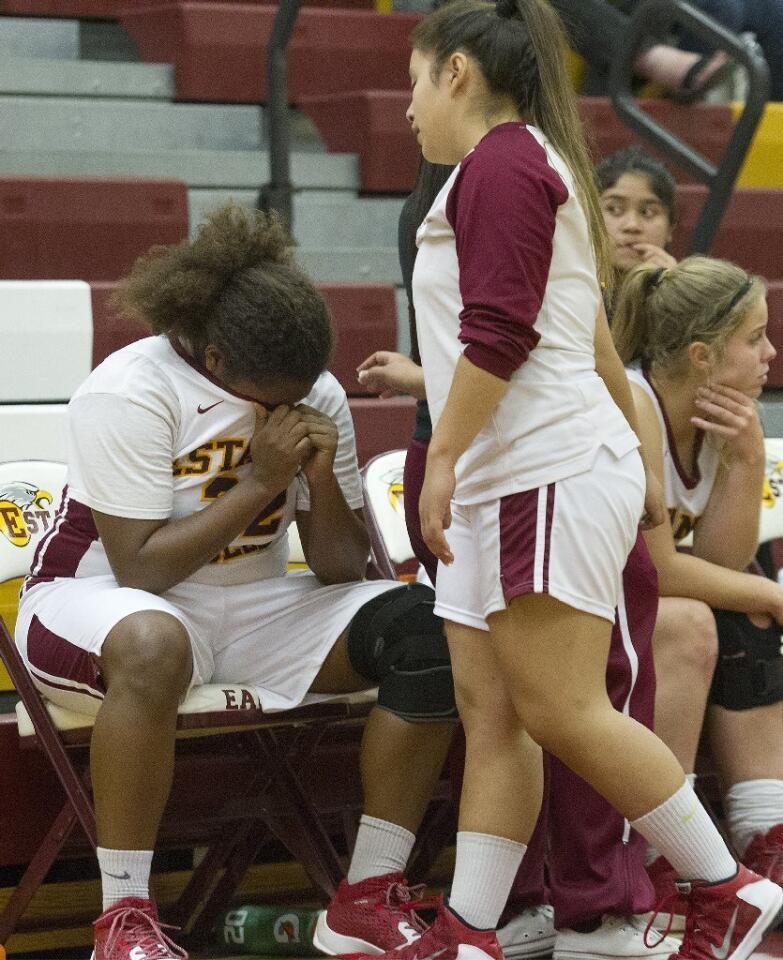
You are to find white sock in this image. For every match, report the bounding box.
[632,780,736,882]
[726,779,783,856]
[646,773,698,866]
[97,847,153,910]
[347,815,415,884]
[449,831,527,930]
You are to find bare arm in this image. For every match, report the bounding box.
[94,404,311,594]
[634,383,783,621]
[690,384,765,569]
[95,478,283,595]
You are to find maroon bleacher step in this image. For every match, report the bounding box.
[120,4,419,104]
[0,177,188,282]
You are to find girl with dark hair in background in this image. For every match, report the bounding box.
[597,146,679,285]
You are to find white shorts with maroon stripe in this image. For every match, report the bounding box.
[435,446,645,628]
[15,572,398,716]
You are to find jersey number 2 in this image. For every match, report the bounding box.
[201,475,285,538]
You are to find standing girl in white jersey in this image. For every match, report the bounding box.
[614,256,783,898]
[14,206,459,960]
[347,4,782,960]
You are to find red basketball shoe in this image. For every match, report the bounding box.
[313,872,427,955]
[341,897,503,960]
[743,824,783,887]
[643,856,688,933]
[663,865,782,960]
[92,897,187,959]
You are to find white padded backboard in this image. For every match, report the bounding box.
[0,281,92,402]
[0,460,67,583]
[0,405,68,462]
[363,449,414,565]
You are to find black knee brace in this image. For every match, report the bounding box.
[347,583,458,723]
[709,609,783,710]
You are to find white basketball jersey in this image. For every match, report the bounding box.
[30,336,364,586]
[626,365,720,542]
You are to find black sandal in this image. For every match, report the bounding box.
[673,51,734,104]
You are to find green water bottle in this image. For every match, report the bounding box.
[216,904,320,955]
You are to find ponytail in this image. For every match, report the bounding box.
[508,0,614,292]
[612,257,763,373]
[611,264,663,365]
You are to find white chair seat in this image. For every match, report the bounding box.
[14,684,379,738]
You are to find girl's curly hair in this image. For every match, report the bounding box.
[112,203,333,384]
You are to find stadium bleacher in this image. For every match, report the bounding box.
[119,4,419,104]
[0,177,188,280]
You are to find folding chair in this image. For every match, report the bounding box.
[361,450,415,581]
[0,459,382,948]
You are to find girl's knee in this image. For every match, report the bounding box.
[101,612,192,697]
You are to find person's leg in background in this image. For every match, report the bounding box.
[547,535,678,960]
[707,608,783,890]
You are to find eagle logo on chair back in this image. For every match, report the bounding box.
[0,481,54,547]
[382,467,405,515]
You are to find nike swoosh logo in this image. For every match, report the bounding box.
[104,870,131,880]
[682,804,698,824]
[396,921,421,948]
[712,906,739,960]
[197,400,224,414]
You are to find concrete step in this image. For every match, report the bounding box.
[0,57,174,99]
[0,17,79,60]
[761,391,783,438]
[0,148,359,190]
[189,189,405,248]
[0,96,323,152]
[297,248,402,286]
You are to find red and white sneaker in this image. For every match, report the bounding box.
[657,865,783,960]
[743,824,783,887]
[340,897,503,960]
[92,897,187,959]
[313,872,427,955]
[642,856,687,933]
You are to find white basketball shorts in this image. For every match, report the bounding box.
[15,571,399,715]
[435,446,645,628]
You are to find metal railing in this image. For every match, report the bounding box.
[608,0,770,254]
[258,0,303,233]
